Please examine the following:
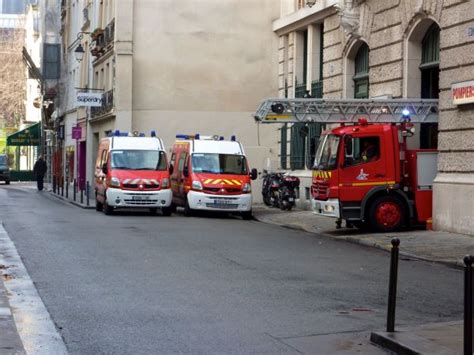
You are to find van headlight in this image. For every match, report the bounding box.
[161,178,169,189]
[110,177,120,187]
[242,183,251,193]
[192,180,203,190]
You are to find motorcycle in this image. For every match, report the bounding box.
[261,170,300,211]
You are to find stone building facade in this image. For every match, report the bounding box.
[59,0,280,201]
[275,0,474,235]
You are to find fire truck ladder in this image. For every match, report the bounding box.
[254,98,439,124]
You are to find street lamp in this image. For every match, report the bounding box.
[74,43,85,62]
[74,31,91,63]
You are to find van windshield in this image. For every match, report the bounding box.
[110,150,167,170]
[191,153,248,175]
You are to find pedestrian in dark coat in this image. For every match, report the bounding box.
[33,156,47,191]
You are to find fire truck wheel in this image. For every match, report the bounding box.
[184,199,194,217]
[95,195,103,211]
[369,196,405,232]
[103,199,114,215]
[241,211,253,220]
[161,206,172,216]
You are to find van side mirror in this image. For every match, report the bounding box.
[250,168,258,180]
[102,163,108,174]
[183,166,189,177]
[169,164,174,175]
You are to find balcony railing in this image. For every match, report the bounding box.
[91,90,114,118]
[295,82,307,98]
[311,80,323,99]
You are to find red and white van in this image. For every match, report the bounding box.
[169,134,257,219]
[95,131,173,215]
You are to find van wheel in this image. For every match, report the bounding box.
[103,199,114,215]
[161,206,172,216]
[369,196,405,232]
[95,195,103,211]
[184,199,194,217]
[241,210,253,220]
[5,180,9,185]
[149,208,158,215]
[170,203,177,213]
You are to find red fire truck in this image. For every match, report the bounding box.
[254,98,439,232]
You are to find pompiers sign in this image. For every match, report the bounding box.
[452,81,474,106]
[76,92,103,107]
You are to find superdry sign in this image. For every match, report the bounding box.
[452,80,474,105]
[76,92,103,107]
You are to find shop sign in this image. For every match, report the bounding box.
[452,80,474,105]
[72,126,82,139]
[76,92,103,107]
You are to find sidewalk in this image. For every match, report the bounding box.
[253,205,472,354]
[46,184,95,210]
[253,205,474,268]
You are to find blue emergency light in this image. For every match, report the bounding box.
[401,109,411,120]
[231,135,236,141]
[219,136,224,141]
[195,134,200,140]
[151,130,156,137]
[114,130,121,136]
[176,134,189,139]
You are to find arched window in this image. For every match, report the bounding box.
[353,43,369,98]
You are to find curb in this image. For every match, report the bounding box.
[47,191,95,209]
[253,213,462,269]
[370,332,419,355]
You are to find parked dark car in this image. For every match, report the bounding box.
[0,155,10,185]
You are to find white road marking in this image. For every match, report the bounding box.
[0,223,68,354]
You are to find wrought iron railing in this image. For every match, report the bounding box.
[311,80,323,99]
[295,82,307,98]
[104,19,115,47]
[91,90,114,118]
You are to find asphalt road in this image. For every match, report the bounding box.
[0,184,464,354]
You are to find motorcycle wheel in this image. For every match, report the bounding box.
[263,194,272,206]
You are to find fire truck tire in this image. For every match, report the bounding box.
[103,199,114,215]
[161,206,172,216]
[95,195,103,211]
[369,196,405,232]
[184,198,194,217]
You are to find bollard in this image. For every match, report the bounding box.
[86,181,90,206]
[80,187,84,204]
[386,237,400,332]
[61,177,64,196]
[65,178,69,199]
[53,176,56,193]
[73,179,77,201]
[464,255,473,355]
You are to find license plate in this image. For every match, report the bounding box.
[214,199,231,205]
[132,195,150,201]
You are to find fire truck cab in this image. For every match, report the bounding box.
[170,134,257,219]
[311,120,437,232]
[94,130,173,215]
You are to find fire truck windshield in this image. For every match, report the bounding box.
[110,150,167,170]
[192,153,248,175]
[313,134,340,171]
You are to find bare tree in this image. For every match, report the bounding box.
[0,25,27,130]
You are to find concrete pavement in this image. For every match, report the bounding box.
[253,205,472,354]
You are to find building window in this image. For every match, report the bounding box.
[353,43,369,98]
[290,123,306,170]
[420,23,440,149]
[306,123,324,169]
[43,43,60,79]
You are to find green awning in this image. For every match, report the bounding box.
[7,123,41,146]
